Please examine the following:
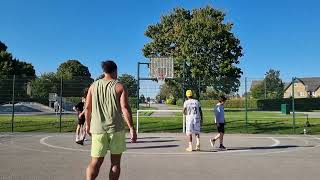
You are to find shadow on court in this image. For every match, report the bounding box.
[225,145,313,151]
[129,139,178,144]
[127,144,179,149]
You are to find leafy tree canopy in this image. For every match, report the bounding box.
[143,6,243,96]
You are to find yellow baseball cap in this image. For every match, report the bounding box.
[186,90,193,97]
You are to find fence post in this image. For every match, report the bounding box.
[137,62,140,110]
[198,76,201,100]
[183,114,186,133]
[182,61,186,102]
[136,110,139,133]
[245,77,248,133]
[59,76,63,133]
[292,77,296,134]
[11,75,16,133]
[264,79,267,99]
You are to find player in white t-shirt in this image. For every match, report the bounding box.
[183,90,203,152]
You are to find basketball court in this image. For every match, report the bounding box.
[0,132,319,180]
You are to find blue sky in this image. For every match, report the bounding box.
[1,0,319,83]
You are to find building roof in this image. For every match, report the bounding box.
[284,77,320,92]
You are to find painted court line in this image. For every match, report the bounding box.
[39,136,283,155]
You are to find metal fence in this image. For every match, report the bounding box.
[138,76,320,134]
[1,75,319,134]
[0,75,92,133]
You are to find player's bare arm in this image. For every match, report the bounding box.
[183,107,187,115]
[84,85,93,136]
[117,83,137,143]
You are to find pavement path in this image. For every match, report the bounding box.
[148,103,182,117]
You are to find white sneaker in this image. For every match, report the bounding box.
[186,146,193,152]
[195,144,200,151]
[210,139,216,148]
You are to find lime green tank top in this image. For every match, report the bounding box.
[90,79,125,133]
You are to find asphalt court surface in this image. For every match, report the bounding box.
[0,133,320,180]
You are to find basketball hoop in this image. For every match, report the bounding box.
[150,57,174,85]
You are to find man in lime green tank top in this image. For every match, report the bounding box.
[85,60,137,180]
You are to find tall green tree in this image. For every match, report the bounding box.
[251,82,264,99]
[0,41,7,52]
[143,6,243,97]
[0,52,35,77]
[251,69,284,99]
[57,60,91,79]
[0,41,35,103]
[56,60,93,97]
[159,81,182,101]
[118,74,137,97]
[29,73,60,98]
[265,69,284,99]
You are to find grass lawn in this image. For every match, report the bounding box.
[1,110,319,134]
[136,110,320,134]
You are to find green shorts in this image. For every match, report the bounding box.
[91,131,126,157]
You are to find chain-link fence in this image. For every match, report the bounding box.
[1,75,319,134]
[138,76,320,134]
[0,75,92,133]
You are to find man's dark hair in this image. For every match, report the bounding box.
[218,95,227,103]
[101,60,117,74]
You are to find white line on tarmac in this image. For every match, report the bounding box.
[270,137,281,146]
[40,136,89,152]
[39,136,283,155]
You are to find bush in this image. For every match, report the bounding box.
[166,98,176,105]
[129,97,137,108]
[257,98,320,111]
[174,98,257,109]
[176,99,183,106]
[200,99,257,109]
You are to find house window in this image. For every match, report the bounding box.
[312,92,316,97]
[299,92,305,97]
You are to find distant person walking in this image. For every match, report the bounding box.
[183,90,203,152]
[210,95,227,150]
[73,96,86,145]
[85,60,137,180]
[54,101,60,115]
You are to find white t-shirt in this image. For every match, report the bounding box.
[184,99,201,120]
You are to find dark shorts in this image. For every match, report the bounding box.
[217,123,225,133]
[78,118,85,125]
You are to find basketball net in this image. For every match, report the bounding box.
[157,75,165,86]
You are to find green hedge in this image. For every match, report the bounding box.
[257,98,320,111]
[176,99,184,106]
[129,97,137,108]
[200,99,257,109]
[176,98,257,109]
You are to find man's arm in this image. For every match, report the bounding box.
[183,101,187,115]
[183,107,187,115]
[119,84,137,143]
[84,85,93,135]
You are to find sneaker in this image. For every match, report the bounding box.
[76,140,84,145]
[219,144,227,151]
[210,139,216,148]
[195,144,200,151]
[186,146,193,152]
